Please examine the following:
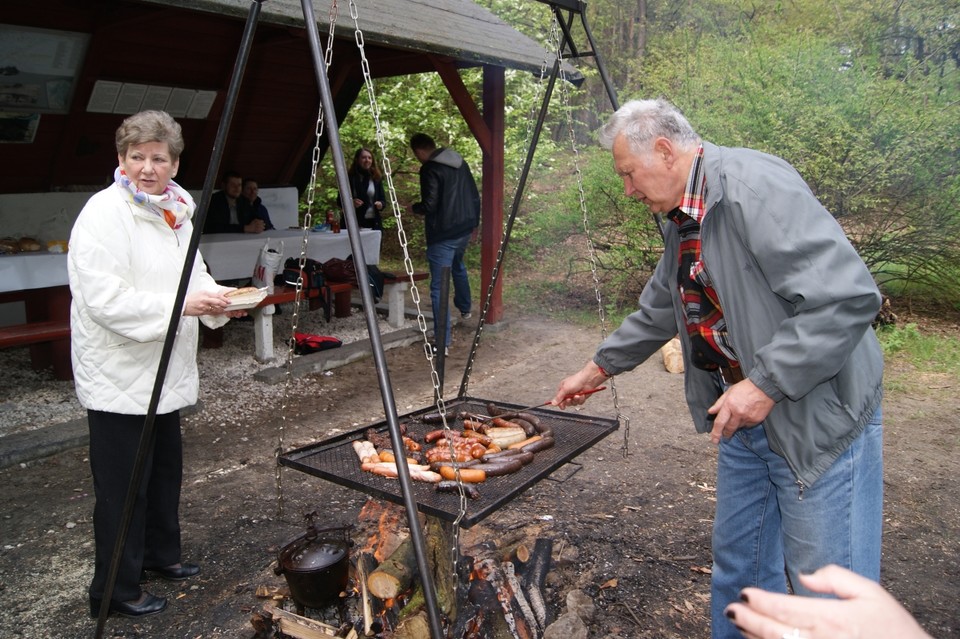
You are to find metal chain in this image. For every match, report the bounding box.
[347,0,468,571]
[552,17,631,456]
[459,37,552,397]
[276,0,340,519]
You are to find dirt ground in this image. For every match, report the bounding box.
[1,312,958,639]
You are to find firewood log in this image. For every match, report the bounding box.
[660,337,684,373]
[393,610,431,639]
[522,538,554,630]
[260,603,342,638]
[367,535,416,600]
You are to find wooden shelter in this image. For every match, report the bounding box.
[2,0,581,323]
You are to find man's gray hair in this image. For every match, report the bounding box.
[598,98,700,154]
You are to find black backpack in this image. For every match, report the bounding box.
[365,263,386,302]
[279,257,325,291]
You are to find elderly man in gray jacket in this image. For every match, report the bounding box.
[553,98,884,639]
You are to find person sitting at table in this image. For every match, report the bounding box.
[345,147,386,231]
[203,169,264,234]
[241,178,275,230]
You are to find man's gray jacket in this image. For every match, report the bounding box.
[595,141,884,487]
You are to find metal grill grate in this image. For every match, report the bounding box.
[278,396,619,527]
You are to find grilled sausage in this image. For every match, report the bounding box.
[508,417,538,437]
[479,458,524,476]
[460,430,493,446]
[435,480,481,499]
[429,459,480,472]
[462,419,488,433]
[419,410,449,424]
[486,402,509,417]
[425,447,475,463]
[508,435,542,450]
[512,450,536,465]
[439,466,486,483]
[521,437,555,454]
[481,448,523,462]
[424,429,450,443]
[378,450,421,466]
[490,417,519,430]
[535,426,554,439]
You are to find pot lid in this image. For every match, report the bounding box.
[283,538,347,572]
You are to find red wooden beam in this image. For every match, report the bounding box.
[429,56,491,154]
[481,65,505,324]
[430,57,504,324]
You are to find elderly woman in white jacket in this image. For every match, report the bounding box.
[69,110,239,619]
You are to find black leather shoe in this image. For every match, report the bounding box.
[142,562,201,582]
[89,592,167,618]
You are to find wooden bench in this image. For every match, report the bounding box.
[0,319,73,380]
[206,273,430,363]
[332,272,430,328]
[250,274,429,362]
[248,282,353,363]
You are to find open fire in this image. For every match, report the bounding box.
[251,500,555,639]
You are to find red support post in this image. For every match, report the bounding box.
[481,65,505,324]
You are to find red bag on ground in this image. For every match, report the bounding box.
[291,332,342,355]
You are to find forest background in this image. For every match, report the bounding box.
[315,0,959,327]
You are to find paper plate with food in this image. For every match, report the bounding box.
[223,286,268,311]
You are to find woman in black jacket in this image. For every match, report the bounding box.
[346,147,386,230]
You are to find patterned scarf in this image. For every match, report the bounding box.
[114,166,192,230]
[668,145,740,371]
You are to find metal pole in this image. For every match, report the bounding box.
[578,6,618,110]
[298,2,446,638]
[578,6,665,239]
[94,2,263,636]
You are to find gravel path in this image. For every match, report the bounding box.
[0,306,416,440]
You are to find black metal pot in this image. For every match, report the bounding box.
[275,525,351,609]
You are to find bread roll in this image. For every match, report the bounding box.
[19,237,42,252]
[225,286,260,298]
[0,237,19,254]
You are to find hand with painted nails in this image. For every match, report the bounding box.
[724,565,934,639]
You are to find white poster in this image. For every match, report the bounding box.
[86,80,122,113]
[0,24,89,113]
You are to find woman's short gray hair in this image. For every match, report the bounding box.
[115,110,184,159]
[598,98,700,155]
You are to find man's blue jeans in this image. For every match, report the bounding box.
[710,407,883,639]
[426,233,472,348]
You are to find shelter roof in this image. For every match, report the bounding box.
[143,0,568,76]
[1,0,580,193]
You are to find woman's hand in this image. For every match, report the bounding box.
[374,200,383,210]
[724,565,934,639]
[183,290,231,317]
[353,197,364,207]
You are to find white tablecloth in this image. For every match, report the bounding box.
[0,251,69,293]
[0,229,381,293]
[198,229,382,281]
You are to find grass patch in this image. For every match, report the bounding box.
[876,323,960,380]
